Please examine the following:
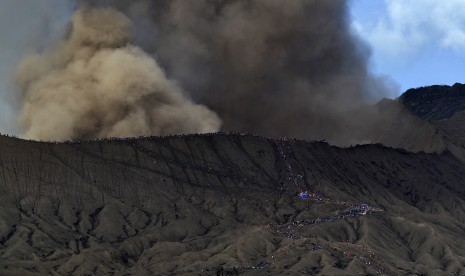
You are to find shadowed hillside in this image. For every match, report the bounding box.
[1,133,465,275]
[394,83,465,163]
[338,98,445,153]
[341,83,465,168]
[401,83,465,121]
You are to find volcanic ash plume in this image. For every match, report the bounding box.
[133,0,396,141]
[16,8,221,141]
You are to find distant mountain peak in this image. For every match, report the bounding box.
[400,83,465,121]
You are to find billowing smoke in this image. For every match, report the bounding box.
[16,0,396,142]
[17,7,221,141]
[146,0,392,141]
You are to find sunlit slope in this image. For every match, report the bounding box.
[1,134,465,275]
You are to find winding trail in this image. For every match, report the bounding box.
[219,138,385,274]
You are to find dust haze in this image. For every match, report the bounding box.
[17,8,221,141]
[16,0,397,141]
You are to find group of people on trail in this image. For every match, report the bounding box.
[297,191,325,201]
[297,191,369,216]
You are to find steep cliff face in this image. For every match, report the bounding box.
[1,134,465,275]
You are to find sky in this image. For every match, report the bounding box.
[0,0,464,134]
[0,0,72,133]
[350,0,465,93]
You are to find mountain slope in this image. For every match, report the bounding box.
[340,83,465,165]
[396,83,465,163]
[339,98,445,153]
[400,83,465,121]
[1,134,465,275]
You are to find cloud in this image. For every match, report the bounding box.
[354,0,465,57]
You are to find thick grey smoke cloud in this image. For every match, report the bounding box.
[17,7,221,141]
[17,0,396,142]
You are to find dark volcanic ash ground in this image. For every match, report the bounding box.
[2,89,465,275]
[2,0,465,274]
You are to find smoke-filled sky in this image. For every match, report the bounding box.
[0,0,72,133]
[0,0,462,141]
